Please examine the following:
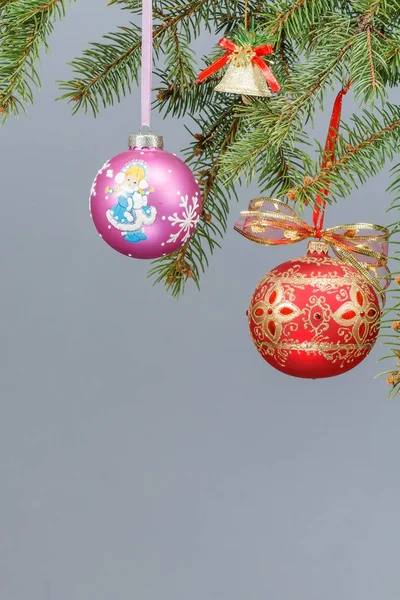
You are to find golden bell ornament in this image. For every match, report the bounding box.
[214,61,272,98]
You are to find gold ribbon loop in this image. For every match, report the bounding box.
[234,198,390,301]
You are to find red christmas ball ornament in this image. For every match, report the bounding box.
[247,241,382,379]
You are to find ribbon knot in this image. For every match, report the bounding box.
[197,37,280,93]
[234,197,390,303]
[314,227,323,239]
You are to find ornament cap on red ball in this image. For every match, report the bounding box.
[89,131,202,260]
[307,239,329,256]
[247,240,382,379]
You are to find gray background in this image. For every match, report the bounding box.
[1,2,400,599]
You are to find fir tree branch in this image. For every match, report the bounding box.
[349,23,388,102]
[366,26,378,89]
[0,0,19,7]
[0,0,72,121]
[59,0,210,115]
[277,31,292,82]
[270,0,308,35]
[353,0,400,21]
[19,0,61,17]
[219,14,354,182]
[365,0,382,20]
[155,78,217,119]
[288,108,400,206]
[152,25,198,117]
[148,107,241,297]
[267,0,343,38]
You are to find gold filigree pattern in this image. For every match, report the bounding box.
[302,295,332,336]
[254,338,375,369]
[251,283,301,344]
[284,230,301,241]
[260,257,374,295]
[332,285,380,346]
[248,251,382,377]
[265,273,364,293]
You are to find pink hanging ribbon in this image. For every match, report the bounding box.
[141,0,153,128]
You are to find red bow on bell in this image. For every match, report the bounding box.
[197,37,280,93]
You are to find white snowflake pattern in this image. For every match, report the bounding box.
[90,178,97,197]
[89,160,111,205]
[97,160,111,176]
[167,194,200,244]
[106,169,114,178]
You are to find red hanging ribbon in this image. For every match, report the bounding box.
[313,81,351,236]
[197,37,280,93]
[233,80,391,298]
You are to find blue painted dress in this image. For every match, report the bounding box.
[106,188,157,243]
[108,191,136,224]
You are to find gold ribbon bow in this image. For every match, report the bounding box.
[234,198,390,304]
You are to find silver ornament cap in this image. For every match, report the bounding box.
[128,132,164,149]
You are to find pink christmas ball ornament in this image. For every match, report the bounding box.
[89,133,202,259]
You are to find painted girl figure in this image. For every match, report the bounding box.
[105,161,157,243]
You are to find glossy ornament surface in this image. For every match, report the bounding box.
[89,139,202,260]
[247,242,382,379]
